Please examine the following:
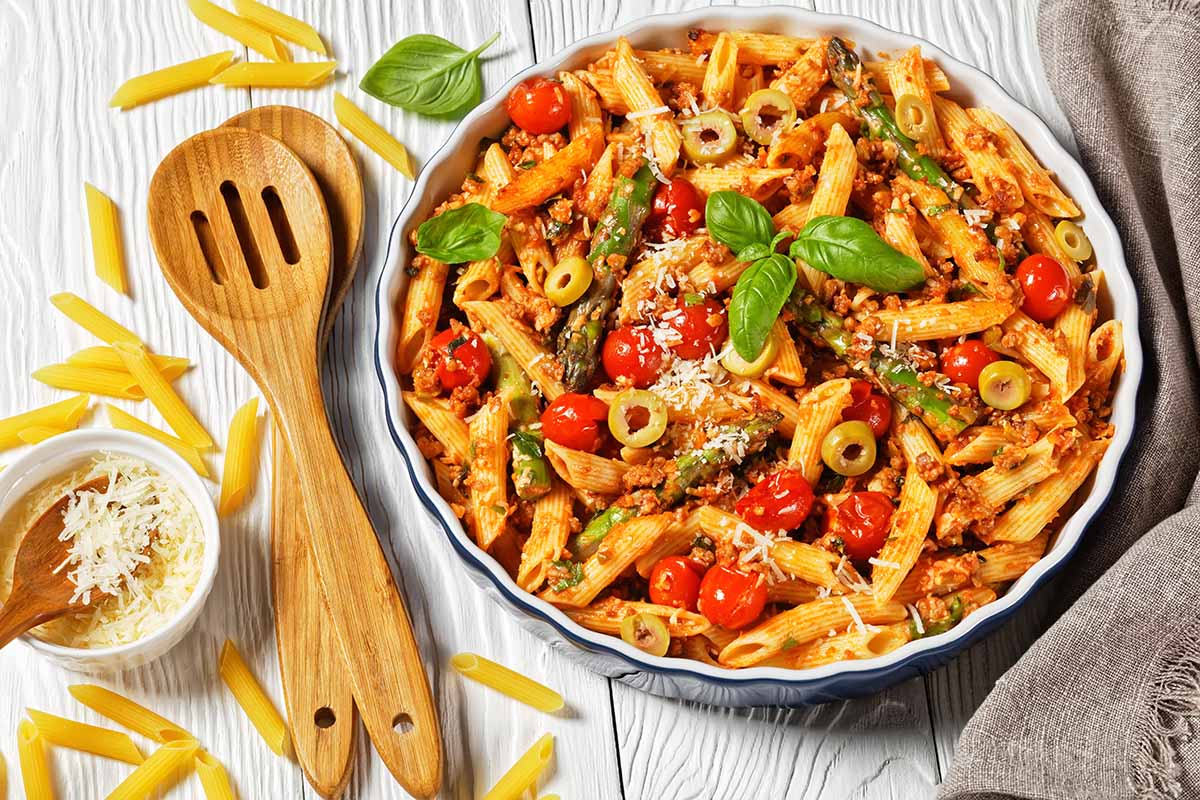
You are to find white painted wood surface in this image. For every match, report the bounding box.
[0,1,1072,797]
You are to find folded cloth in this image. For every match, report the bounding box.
[939,1,1200,798]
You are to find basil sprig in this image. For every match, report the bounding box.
[416,202,505,263]
[789,216,925,292]
[360,32,499,119]
[705,191,797,361]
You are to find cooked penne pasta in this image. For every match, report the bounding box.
[764,319,805,385]
[787,379,853,484]
[27,708,144,765]
[462,301,566,400]
[544,440,629,494]
[769,38,830,108]
[396,256,448,372]
[17,719,53,800]
[105,404,210,478]
[518,481,575,591]
[798,122,856,292]
[774,622,911,669]
[871,465,938,601]
[701,32,739,109]
[968,107,1080,218]
[50,292,141,345]
[231,0,327,55]
[493,131,602,214]
[482,734,554,800]
[990,441,1107,542]
[110,51,235,110]
[613,38,681,177]
[450,652,565,713]
[467,397,510,550]
[84,183,128,294]
[681,166,792,202]
[864,58,950,93]
[540,514,674,607]
[886,47,945,157]
[218,639,291,757]
[0,394,90,450]
[68,685,192,743]
[219,398,261,515]
[210,60,336,88]
[333,91,415,178]
[114,342,214,449]
[106,737,199,800]
[186,0,290,62]
[933,96,1023,213]
[566,597,712,638]
[868,299,1013,342]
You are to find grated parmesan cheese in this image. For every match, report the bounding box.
[730,522,789,584]
[1,453,204,649]
[842,596,867,634]
[907,603,925,635]
[868,557,902,570]
[627,105,671,120]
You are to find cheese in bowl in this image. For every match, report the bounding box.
[0,453,204,649]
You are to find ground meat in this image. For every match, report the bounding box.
[917,594,949,624]
[501,127,567,160]
[622,458,672,493]
[914,453,944,483]
[500,268,561,333]
[414,426,443,459]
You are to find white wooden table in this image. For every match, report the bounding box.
[0,1,1074,797]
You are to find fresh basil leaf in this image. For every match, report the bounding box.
[416,202,506,263]
[704,191,776,257]
[769,230,791,251]
[360,32,499,118]
[789,215,926,292]
[737,242,771,263]
[729,253,797,360]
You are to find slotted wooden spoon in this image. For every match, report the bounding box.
[222,105,363,800]
[147,127,441,797]
[0,477,110,648]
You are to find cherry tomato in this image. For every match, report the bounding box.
[647,178,704,241]
[602,326,667,388]
[843,380,892,437]
[430,327,492,391]
[648,555,703,611]
[1015,254,1072,322]
[664,296,728,360]
[505,77,571,135]
[829,492,894,562]
[698,565,768,630]
[735,469,814,531]
[539,393,608,452]
[941,340,1000,390]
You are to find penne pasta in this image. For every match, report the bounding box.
[50,292,141,345]
[775,622,911,669]
[764,319,805,386]
[968,107,1080,218]
[105,404,210,478]
[482,734,554,800]
[933,96,1022,213]
[27,708,144,765]
[798,122,857,292]
[210,60,337,88]
[864,58,950,94]
[219,398,261,515]
[613,38,681,176]
[396,255,448,372]
[110,51,235,110]
[886,47,945,158]
[462,301,566,400]
[231,0,328,55]
[333,91,415,178]
[68,346,189,381]
[195,750,237,800]
[84,183,128,294]
[467,396,510,550]
[566,597,712,638]
[990,441,1107,542]
[493,131,602,214]
[871,465,938,602]
[894,175,1007,292]
[106,737,200,800]
[0,394,90,450]
[560,69,603,143]
[868,299,1013,342]
[976,533,1050,584]
[186,0,290,62]
[787,379,854,485]
[518,481,574,591]
[540,514,674,607]
[701,32,739,109]
[769,38,830,108]
[68,685,192,743]
[450,652,565,713]
[114,342,214,449]
[219,639,291,757]
[544,440,629,495]
[31,364,145,400]
[681,166,792,202]
[18,719,53,800]
[17,426,68,445]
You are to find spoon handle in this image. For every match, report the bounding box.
[269,362,442,798]
[0,590,61,649]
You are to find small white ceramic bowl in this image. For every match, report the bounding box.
[0,428,220,673]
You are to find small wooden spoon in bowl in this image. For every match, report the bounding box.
[0,476,110,648]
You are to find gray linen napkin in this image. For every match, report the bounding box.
[938,1,1200,798]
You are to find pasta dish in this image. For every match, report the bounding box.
[394,30,1123,670]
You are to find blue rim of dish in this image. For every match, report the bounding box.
[371,5,1143,691]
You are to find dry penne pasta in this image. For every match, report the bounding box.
[0,394,90,450]
[450,652,565,713]
[219,398,261,515]
[210,60,337,88]
[68,685,193,743]
[483,734,554,800]
[27,709,144,765]
[218,639,291,757]
[68,346,189,380]
[18,719,53,800]
[50,292,141,345]
[333,91,415,178]
[84,183,128,294]
[110,51,235,109]
[105,404,210,478]
[106,737,200,800]
[187,0,290,62]
[115,342,214,449]
[231,0,328,55]
[31,363,145,400]
[195,750,237,800]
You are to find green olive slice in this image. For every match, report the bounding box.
[545,255,594,306]
[978,361,1032,410]
[895,93,934,140]
[720,335,779,377]
[739,88,797,145]
[608,389,669,448]
[681,110,739,164]
[619,612,670,657]
[1054,220,1093,262]
[820,420,877,477]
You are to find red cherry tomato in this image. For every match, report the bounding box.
[539,393,608,452]
[698,565,768,630]
[430,327,492,391]
[829,492,895,562]
[602,326,666,388]
[505,77,572,135]
[843,379,892,437]
[940,340,1000,390]
[648,556,703,610]
[647,178,704,241]
[664,296,728,360]
[735,469,814,532]
[1015,254,1072,322]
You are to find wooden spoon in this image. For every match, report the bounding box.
[0,477,110,648]
[222,105,363,800]
[147,127,440,798]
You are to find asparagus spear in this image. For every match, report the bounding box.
[486,334,552,500]
[557,163,656,391]
[786,289,976,442]
[572,412,783,559]
[826,37,965,204]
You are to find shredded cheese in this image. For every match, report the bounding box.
[907,603,925,635]
[627,105,671,120]
[730,522,788,584]
[868,557,902,570]
[842,596,866,634]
